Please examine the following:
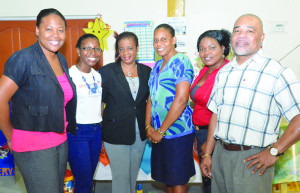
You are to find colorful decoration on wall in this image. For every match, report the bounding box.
[83,17,114,51]
[273,120,300,184]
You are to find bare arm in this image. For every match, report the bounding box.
[145,95,152,127]
[150,81,190,142]
[245,114,300,175]
[0,75,18,150]
[200,113,217,178]
[145,95,155,140]
[101,102,105,117]
[274,114,300,153]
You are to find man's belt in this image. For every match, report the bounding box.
[220,140,253,151]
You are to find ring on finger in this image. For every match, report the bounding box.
[257,164,262,168]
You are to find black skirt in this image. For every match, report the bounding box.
[151,133,196,185]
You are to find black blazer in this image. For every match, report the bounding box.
[99,61,152,145]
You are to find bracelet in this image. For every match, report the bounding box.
[145,125,151,131]
[201,154,211,159]
[157,128,166,137]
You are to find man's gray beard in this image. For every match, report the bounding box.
[233,47,249,56]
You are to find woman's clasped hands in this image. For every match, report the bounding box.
[146,126,163,144]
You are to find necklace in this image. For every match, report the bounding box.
[77,66,98,94]
[127,73,136,93]
[81,74,98,93]
[121,63,137,93]
[121,62,136,77]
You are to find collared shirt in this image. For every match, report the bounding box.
[207,50,300,147]
[149,53,194,139]
[190,59,229,126]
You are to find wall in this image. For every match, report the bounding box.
[1,0,300,77]
[185,0,300,78]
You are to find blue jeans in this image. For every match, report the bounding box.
[195,128,211,193]
[13,140,68,193]
[67,123,102,193]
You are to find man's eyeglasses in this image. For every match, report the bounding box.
[80,47,102,53]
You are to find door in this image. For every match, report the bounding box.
[0,19,103,75]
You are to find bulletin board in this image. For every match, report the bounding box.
[124,21,155,67]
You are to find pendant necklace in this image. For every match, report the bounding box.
[126,69,137,93]
[127,71,136,93]
[122,64,137,93]
[77,65,98,93]
[81,74,98,93]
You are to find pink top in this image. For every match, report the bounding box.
[190,59,230,126]
[11,73,73,152]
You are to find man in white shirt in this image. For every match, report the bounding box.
[201,14,300,193]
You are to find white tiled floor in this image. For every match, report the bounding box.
[0,166,203,193]
[0,166,26,193]
[93,181,203,193]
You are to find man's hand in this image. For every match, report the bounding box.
[244,148,279,175]
[200,155,213,179]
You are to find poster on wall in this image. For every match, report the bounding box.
[124,21,155,67]
[165,17,187,52]
[273,123,300,184]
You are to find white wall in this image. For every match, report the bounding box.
[1,0,300,77]
[185,0,300,78]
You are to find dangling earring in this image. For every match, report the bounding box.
[260,43,263,48]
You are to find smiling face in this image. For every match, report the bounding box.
[153,28,176,60]
[199,37,225,69]
[77,37,101,68]
[36,14,66,56]
[232,15,265,63]
[118,37,139,65]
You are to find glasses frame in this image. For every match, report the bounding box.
[80,47,102,53]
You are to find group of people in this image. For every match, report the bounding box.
[0,7,300,193]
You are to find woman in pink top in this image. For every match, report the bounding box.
[0,9,76,193]
[190,30,231,193]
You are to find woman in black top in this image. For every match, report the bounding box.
[99,31,151,193]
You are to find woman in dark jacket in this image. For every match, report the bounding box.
[99,31,151,193]
[0,8,76,193]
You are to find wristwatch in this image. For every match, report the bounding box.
[269,144,283,156]
[269,147,279,156]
